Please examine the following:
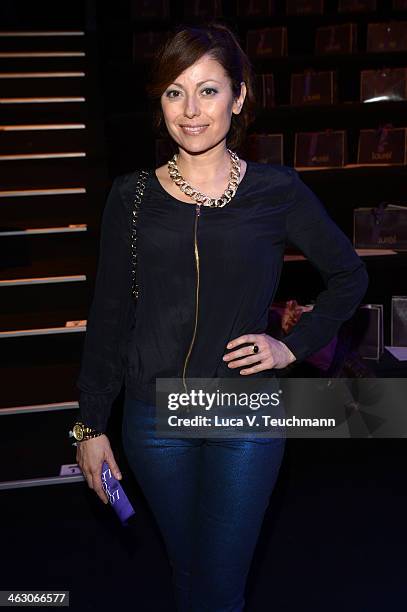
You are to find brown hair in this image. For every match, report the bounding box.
[145,22,256,151]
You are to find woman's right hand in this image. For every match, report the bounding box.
[76,434,122,505]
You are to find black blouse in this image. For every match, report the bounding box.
[76,161,369,432]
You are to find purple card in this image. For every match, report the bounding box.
[101,461,136,526]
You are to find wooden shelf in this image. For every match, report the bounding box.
[294,164,407,172]
[284,249,403,262]
[255,100,407,119]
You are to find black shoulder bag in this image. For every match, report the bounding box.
[131,169,150,300]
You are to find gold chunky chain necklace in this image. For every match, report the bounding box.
[167,148,241,208]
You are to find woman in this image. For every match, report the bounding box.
[72,23,369,611]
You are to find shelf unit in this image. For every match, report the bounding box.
[0,1,112,490]
[93,0,407,355]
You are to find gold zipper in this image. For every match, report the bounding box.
[181,203,201,402]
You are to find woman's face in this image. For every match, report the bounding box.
[160,53,246,155]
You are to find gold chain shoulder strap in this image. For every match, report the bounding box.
[131,168,150,300]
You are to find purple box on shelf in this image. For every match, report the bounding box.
[360,67,407,102]
[353,204,407,250]
[315,23,357,54]
[357,127,407,165]
[294,130,347,168]
[290,70,337,106]
[353,304,384,360]
[243,133,283,165]
[391,296,407,346]
[247,27,288,58]
[367,21,407,53]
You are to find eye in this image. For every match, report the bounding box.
[202,87,217,96]
[165,89,181,99]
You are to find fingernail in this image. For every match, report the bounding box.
[227,343,232,348]
[117,473,122,479]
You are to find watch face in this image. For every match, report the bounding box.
[73,424,84,441]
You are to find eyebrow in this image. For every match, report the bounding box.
[169,79,222,88]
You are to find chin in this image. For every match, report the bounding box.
[179,137,227,156]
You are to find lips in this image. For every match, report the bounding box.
[179,125,209,135]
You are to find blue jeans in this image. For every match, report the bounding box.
[121,391,286,612]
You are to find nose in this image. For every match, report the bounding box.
[183,93,200,118]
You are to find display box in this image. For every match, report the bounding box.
[183,0,222,17]
[315,23,357,54]
[357,127,407,165]
[353,304,384,360]
[367,21,407,53]
[243,133,283,165]
[130,0,169,18]
[360,67,407,102]
[286,0,324,15]
[338,0,376,12]
[237,0,275,16]
[391,296,407,346]
[294,130,347,168]
[353,204,407,250]
[255,74,276,108]
[290,70,337,106]
[247,27,288,58]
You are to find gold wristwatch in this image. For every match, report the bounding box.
[69,421,103,446]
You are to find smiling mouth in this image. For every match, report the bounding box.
[179,125,209,134]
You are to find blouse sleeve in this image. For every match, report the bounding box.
[75,175,135,433]
[281,168,369,364]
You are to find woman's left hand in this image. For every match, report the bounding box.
[223,333,296,374]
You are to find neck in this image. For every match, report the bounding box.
[175,143,234,184]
